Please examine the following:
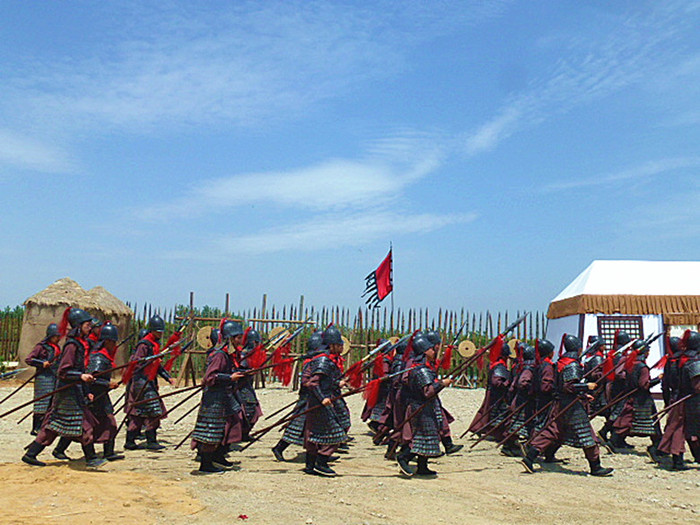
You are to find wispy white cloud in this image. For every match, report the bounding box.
[0,128,74,174]
[0,1,508,134]
[211,210,477,256]
[461,2,697,156]
[543,157,700,192]
[140,132,446,219]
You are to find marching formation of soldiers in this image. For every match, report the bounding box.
[12,307,700,478]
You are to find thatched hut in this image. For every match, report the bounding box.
[18,278,133,377]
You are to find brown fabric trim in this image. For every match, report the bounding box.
[547,294,700,325]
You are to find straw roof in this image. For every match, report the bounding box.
[23,278,132,317]
[87,286,132,316]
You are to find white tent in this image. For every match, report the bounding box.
[546,260,700,390]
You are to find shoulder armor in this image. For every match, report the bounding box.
[560,361,583,383]
[411,365,436,389]
[685,359,700,380]
[87,352,111,374]
[311,355,338,377]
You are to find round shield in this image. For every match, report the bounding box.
[507,338,519,358]
[457,340,477,358]
[341,335,351,356]
[197,326,215,349]
[267,326,290,348]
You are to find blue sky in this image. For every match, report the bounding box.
[1,1,698,315]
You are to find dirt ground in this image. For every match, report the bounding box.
[0,383,697,525]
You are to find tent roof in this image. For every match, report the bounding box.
[552,260,700,301]
[24,278,132,317]
[548,260,700,323]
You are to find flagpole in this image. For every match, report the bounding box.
[390,241,394,322]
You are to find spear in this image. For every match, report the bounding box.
[466,399,529,445]
[652,393,695,424]
[0,370,39,407]
[238,366,414,452]
[0,347,177,420]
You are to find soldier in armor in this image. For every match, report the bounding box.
[522,335,613,476]
[301,325,349,477]
[272,331,324,461]
[361,339,392,434]
[374,337,409,459]
[611,339,662,460]
[661,336,682,408]
[25,323,61,435]
[466,340,511,438]
[395,335,453,477]
[659,331,700,469]
[191,319,246,474]
[124,315,175,451]
[425,330,462,455]
[583,336,607,417]
[87,318,102,350]
[22,308,107,468]
[600,330,633,448]
[501,345,537,457]
[532,339,561,462]
[235,328,263,440]
[87,323,124,461]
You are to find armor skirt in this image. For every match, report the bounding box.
[33,373,56,414]
[407,402,443,457]
[45,390,85,438]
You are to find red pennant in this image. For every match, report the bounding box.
[145,358,161,381]
[346,361,364,389]
[272,357,294,386]
[121,360,137,383]
[534,339,541,366]
[248,344,267,369]
[373,353,385,378]
[440,345,453,370]
[653,354,667,370]
[363,378,381,408]
[603,348,614,380]
[489,335,504,365]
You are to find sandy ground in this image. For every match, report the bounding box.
[0,382,698,525]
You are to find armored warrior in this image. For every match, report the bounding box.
[124,315,175,451]
[599,330,633,448]
[611,339,662,459]
[361,339,392,434]
[272,331,324,461]
[235,328,263,440]
[532,339,561,463]
[190,319,246,474]
[86,323,124,461]
[301,326,349,477]
[659,331,700,469]
[22,308,106,468]
[374,337,409,458]
[88,318,102,350]
[425,330,462,455]
[395,335,453,477]
[25,323,61,436]
[466,341,511,438]
[501,345,537,457]
[522,335,613,476]
[583,336,607,417]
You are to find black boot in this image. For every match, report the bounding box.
[588,458,614,477]
[103,440,125,461]
[646,444,661,464]
[145,429,165,451]
[213,446,234,469]
[313,454,337,477]
[31,414,44,436]
[52,437,73,460]
[415,456,437,476]
[272,440,289,462]
[303,453,318,475]
[124,430,141,450]
[521,446,539,474]
[501,439,522,457]
[368,421,380,434]
[442,436,463,455]
[671,454,688,470]
[397,447,415,477]
[198,451,224,474]
[82,444,107,469]
[21,441,46,467]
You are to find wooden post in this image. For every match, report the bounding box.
[225,293,230,317]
